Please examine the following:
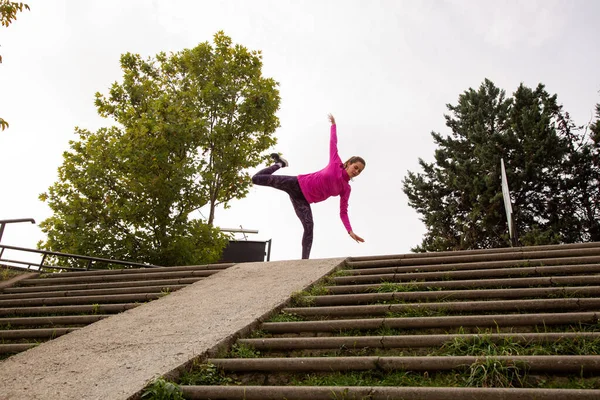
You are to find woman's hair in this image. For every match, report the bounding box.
[343,156,366,168]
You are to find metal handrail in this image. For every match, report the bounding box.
[0,243,161,272]
[0,218,36,243]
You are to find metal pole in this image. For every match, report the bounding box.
[266,239,272,262]
[219,228,259,234]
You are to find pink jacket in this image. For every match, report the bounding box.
[297,124,353,232]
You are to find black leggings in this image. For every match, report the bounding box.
[252,164,314,259]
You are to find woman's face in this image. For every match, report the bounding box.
[346,161,365,178]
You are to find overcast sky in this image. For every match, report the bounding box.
[1,0,599,264]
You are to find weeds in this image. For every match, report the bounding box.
[466,358,529,388]
[248,329,269,338]
[228,342,260,358]
[267,311,305,323]
[436,334,600,357]
[438,334,524,357]
[290,291,313,307]
[374,282,423,293]
[141,378,183,400]
[386,307,449,318]
[179,362,237,386]
[0,267,22,281]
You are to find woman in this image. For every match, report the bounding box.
[252,113,365,259]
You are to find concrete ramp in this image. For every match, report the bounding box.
[0,258,345,400]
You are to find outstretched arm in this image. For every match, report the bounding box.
[340,189,364,243]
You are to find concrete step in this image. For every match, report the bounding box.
[326,274,600,294]
[347,257,600,275]
[238,332,600,350]
[0,292,162,307]
[334,264,600,285]
[261,311,600,334]
[305,286,600,306]
[283,298,600,318]
[347,242,600,263]
[346,242,600,267]
[0,327,78,340]
[2,277,201,293]
[0,284,186,300]
[208,355,600,373]
[0,314,109,327]
[0,302,139,316]
[21,269,219,286]
[180,385,600,400]
[38,263,232,278]
[0,343,36,354]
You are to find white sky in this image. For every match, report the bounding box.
[1,0,599,263]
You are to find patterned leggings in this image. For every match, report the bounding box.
[252,164,314,259]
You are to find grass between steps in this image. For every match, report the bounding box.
[0,266,26,281]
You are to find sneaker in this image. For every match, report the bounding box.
[270,153,289,168]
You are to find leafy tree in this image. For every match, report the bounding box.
[39,32,281,266]
[403,79,600,252]
[0,0,28,28]
[1,1,30,131]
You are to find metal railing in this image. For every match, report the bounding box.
[0,243,162,272]
[0,218,36,242]
[0,218,161,272]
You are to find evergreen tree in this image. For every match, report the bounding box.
[403,79,598,252]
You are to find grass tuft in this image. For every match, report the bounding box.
[179,362,237,386]
[466,358,529,388]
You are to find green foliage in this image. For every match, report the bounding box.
[267,311,305,322]
[386,307,449,318]
[466,358,528,388]
[290,290,314,307]
[1,1,30,128]
[291,370,462,388]
[439,335,524,357]
[228,342,260,358]
[39,31,279,267]
[0,266,21,281]
[590,103,600,145]
[374,281,422,293]
[141,378,184,400]
[179,362,236,385]
[438,334,600,358]
[0,1,28,28]
[403,79,600,251]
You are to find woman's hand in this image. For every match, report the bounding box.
[349,231,365,243]
[328,113,336,125]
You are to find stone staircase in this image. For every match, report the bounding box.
[0,263,233,356]
[175,242,600,399]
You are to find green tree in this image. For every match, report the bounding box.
[1,1,30,131]
[565,102,600,241]
[590,103,600,144]
[0,0,28,28]
[39,32,281,266]
[403,79,599,252]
